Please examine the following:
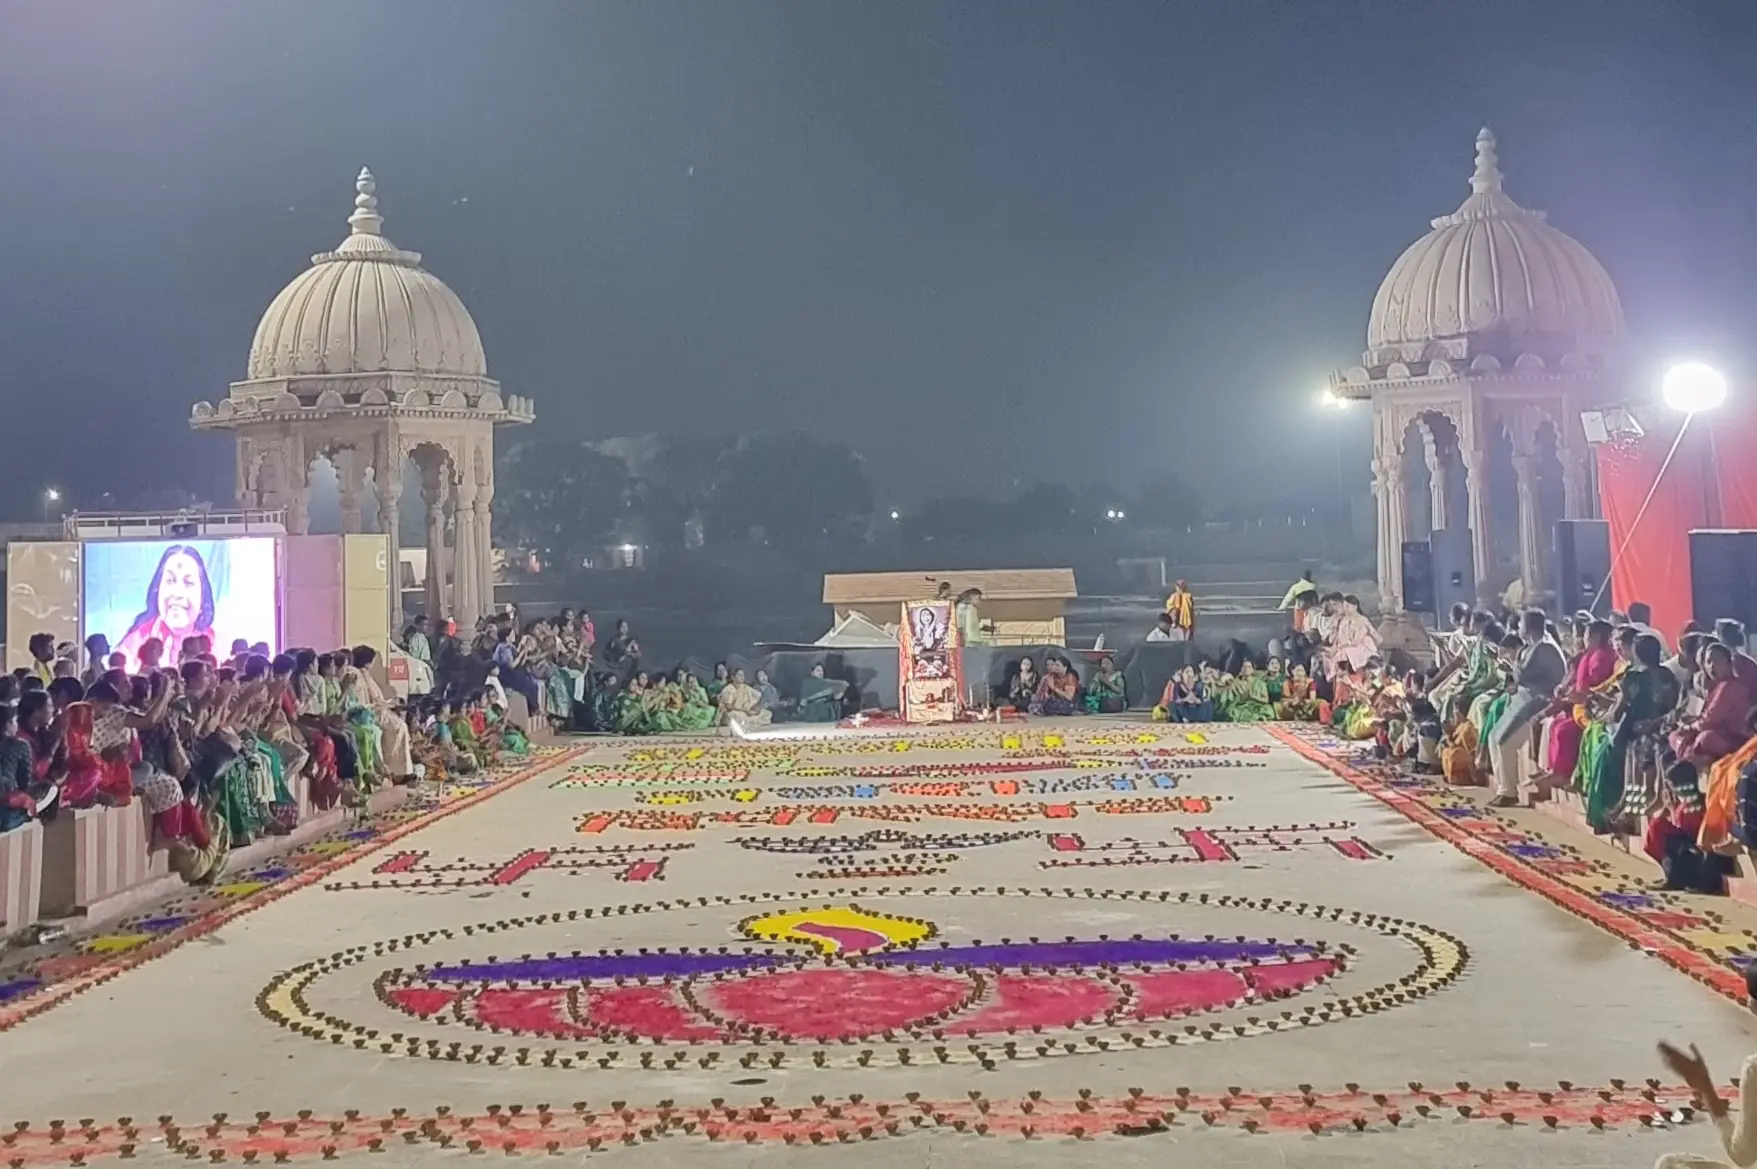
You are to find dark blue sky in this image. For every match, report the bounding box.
[2,0,1755,512]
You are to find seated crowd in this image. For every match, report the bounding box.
[0,630,531,882]
[398,610,865,736]
[1340,597,1757,894]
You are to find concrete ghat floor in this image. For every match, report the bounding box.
[0,718,1750,1169]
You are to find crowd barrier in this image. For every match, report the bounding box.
[0,822,44,934]
[0,777,413,937]
[40,804,170,919]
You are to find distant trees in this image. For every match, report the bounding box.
[495,431,877,569]
[496,441,632,570]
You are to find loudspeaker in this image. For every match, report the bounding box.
[1554,519,1611,617]
[1430,528,1476,616]
[1690,530,1757,631]
[1401,541,1435,614]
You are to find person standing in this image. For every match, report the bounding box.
[1486,608,1566,808]
[1278,570,1317,632]
[1164,581,1196,642]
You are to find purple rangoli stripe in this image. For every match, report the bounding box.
[419,937,1316,984]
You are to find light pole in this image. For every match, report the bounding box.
[42,487,61,524]
[1662,360,1730,527]
[1314,388,1352,499]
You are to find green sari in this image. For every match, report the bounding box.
[1223,674,1275,722]
[1083,670,1128,714]
[799,676,846,723]
[674,679,717,731]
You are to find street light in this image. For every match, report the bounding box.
[888,509,900,521]
[1662,361,1728,415]
[1313,387,1351,498]
[42,487,61,523]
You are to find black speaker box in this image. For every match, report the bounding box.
[1690,529,1757,631]
[1555,518,1611,617]
[1401,541,1435,614]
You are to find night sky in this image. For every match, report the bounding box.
[3,0,1756,514]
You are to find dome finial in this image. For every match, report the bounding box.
[1470,127,1503,195]
[347,167,384,236]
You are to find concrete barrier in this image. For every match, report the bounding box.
[0,821,44,935]
[40,803,169,920]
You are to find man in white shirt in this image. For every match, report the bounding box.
[1145,613,1181,642]
[1658,967,1757,1166]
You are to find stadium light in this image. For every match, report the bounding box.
[1661,361,1728,414]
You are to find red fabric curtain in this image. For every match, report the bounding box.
[1595,418,1708,640]
[1710,403,1757,529]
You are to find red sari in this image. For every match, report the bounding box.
[1545,645,1618,776]
[1671,677,1755,764]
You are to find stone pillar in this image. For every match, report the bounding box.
[421,464,449,621]
[1372,451,1407,612]
[287,482,311,537]
[378,460,404,634]
[1423,436,1452,532]
[453,476,480,628]
[336,448,367,535]
[1513,452,1545,601]
[1560,446,1591,518]
[475,482,495,618]
[1462,447,1494,602]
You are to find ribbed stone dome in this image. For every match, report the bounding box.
[243,169,487,382]
[1366,129,1624,352]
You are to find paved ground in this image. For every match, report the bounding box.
[1,718,1753,1168]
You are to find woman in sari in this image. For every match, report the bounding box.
[717,667,772,726]
[604,620,641,677]
[671,668,718,731]
[535,620,583,726]
[1156,666,1212,723]
[335,655,384,788]
[1276,663,1321,720]
[612,673,652,735]
[754,669,779,720]
[1029,655,1081,717]
[1263,658,1287,707]
[706,663,731,706]
[290,651,344,809]
[1670,644,1753,768]
[347,646,414,780]
[1542,619,1619,782]
[1223,661,1276,722]
[1084,656,1127,714]
[1006,658,1039,712]
[798,664,846,724]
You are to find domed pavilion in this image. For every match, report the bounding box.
[1332,128,1624,613]
[191,169,534,629]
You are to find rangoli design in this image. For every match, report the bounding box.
[574,796,1221,833]
[257,888,1463,1070]
[322,844,692,890]
[1271,725,1755,1003]
[1042,824,1384,868]
[0,1081,1713,1166]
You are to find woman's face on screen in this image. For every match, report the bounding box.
[157,552,203,633]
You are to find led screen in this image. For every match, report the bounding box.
[82,537,279,671]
